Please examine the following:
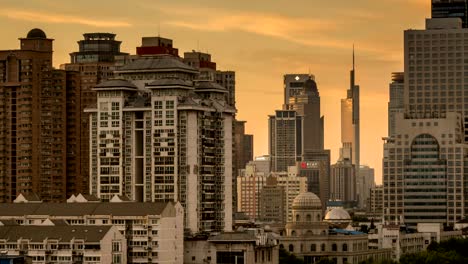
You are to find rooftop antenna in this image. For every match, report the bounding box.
[158,21,161,37]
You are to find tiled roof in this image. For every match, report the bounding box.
[94,79,137,90]
[117,55,197,73]
[146,79,193,88]
[0,202,172,217]
[0,225,112,242]
[195,81,227,93]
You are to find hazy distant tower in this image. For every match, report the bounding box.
[340,49,360,171]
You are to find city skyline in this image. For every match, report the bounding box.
[0,0,431,183]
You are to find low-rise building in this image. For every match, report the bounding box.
[279,192,391,264]
[0,201,183,264]
[0,224,126,264]
[368,223,462,260]
[184,228,279,264]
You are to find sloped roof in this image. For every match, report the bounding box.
[94,79,137,90]
[117,55,197,73]
[146,79,193,88]
[0,225,112,242]
[0,202,171,217]
[195,81,228,93]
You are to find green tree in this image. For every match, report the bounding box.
[279,248,304,264]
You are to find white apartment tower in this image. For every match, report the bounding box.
[87,55,235,233]
[384,17,468,225]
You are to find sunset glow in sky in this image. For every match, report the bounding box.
[0,0,431,183]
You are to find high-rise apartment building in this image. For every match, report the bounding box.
[383,17,468,226]
[368,185,384,217]
[62,33,127,195]
[0,29,81,202]
[259,176,286,225]
[432,0,468,28]
[271,167,308,221]
[269,110,303,172]
[247,155,271,175]
[183,51,236,107]
[388,72,404,137]
[87,52,235,233]
[236,164,267,220]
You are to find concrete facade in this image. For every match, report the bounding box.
[0,201,183,263]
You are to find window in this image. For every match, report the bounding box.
[154,111,163,118]
[289,244,294,252]
[154,101,163,109]
[332,243,337,251]
[343,243,348,252]
[111,102,120,111]
[112,241,121,252]
[112,254,122,264]
[166,110,174,118]
[311,244,316,252]
[166,101,174,109]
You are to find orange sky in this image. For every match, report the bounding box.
[0,0,431,184]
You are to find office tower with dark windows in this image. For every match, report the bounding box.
[269,110,303,172]
[283,74,311,106]
[63,33,128,196]
[0,29,81,202]
[330,158,356,203]
[234,120,254,172]
[287,76,324,151]
[271,74,330,205]
[432,0,468,28]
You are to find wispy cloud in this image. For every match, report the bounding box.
[2,9,132,28]
[158,5,401,63]
[160,6,345,45]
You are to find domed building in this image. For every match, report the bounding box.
[324,208,352,229]
[285,192,329,237]
[279,192,391,263]
[26,28,47,39]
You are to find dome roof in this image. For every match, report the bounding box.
[27,28,47,39]
[292,192,322,210]
[324,208,351,221]
[324,208,351,229]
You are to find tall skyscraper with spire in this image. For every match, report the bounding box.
[340,49,360,170]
